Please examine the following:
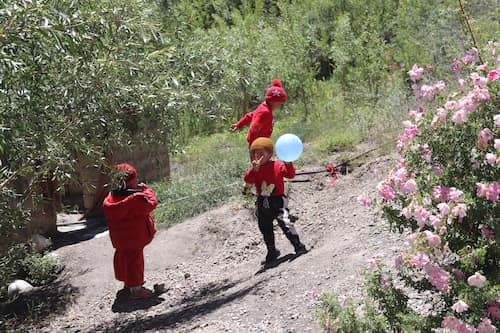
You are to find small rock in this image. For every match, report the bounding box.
[31,234,52,252]
[7,279,34,298]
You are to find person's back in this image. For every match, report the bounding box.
[102,163,158,299]
[103,186,157,250]
[230,79,287,147]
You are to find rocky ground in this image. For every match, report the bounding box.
[6,151,410,333]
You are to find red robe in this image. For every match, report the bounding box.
[235,102,274,145]
[103,187,157,288]
[103,187,157,249]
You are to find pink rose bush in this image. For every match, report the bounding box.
[353,44,499,331]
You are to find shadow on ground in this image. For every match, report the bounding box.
[0,280,78,332]
[96,277,268,332]
[52,216,108,250]
[254,249,310,275]
[112,288,166,313]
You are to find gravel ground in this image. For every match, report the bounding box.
[10,151,409,333]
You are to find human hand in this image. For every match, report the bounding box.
[229,124,238,132]
[251,155,264,171]
[138,182,147,190]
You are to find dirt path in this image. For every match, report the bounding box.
[38,153,406,333]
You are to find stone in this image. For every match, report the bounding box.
[31,233,52,252]
[7,279,34,298]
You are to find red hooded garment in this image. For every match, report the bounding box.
[235,102,274,145]
[103,187,157,250]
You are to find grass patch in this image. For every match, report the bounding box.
[152,132,249,227]
[151,78,409,227]
[314,128,361,153]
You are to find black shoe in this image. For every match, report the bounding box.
[294,244,307,255]
[261,249,281,265]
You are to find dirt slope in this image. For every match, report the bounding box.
[37,152,407,333]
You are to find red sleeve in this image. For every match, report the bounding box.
[243,168,256,184]
[134,187,158,214]
[236,112,254,129]
[280,161,295,179]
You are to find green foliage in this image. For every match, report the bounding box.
[0,0,176,228]
[1,0,498,327]
[152,133,249,226]
[20,253,60,286]
[315,129,360,153]
[0,244,29,299]
[0,243,60,300]
[316,293,390,332]
[319,44,499,331]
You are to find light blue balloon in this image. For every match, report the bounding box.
[275,133,303,162]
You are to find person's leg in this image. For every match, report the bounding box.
[113,250,126,285]
[256,200,280,263]
[124,248,145,288]
[258,216,279,257]
[275,196,306,254]
[123,248,153,299]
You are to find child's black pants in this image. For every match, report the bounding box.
[256,195,302,254]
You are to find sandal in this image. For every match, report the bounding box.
[130,287,154,299]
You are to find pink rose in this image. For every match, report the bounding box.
[425,262,450,293]
[485,153,497,166]
[478,128,493,149]
[437,202,451,217]
[357,193,372,209]
[422,230,441,247]
[451,110,469,125]
[378,184,396,201]
[408,251,429,268]
[432,166,444,176]
[433,186,449,202]
[408,64,424,81]
[452,204,468,219]
[477,318,497,333]
[451,300,469,313]
[487,182,500,202]
[477,183,488,197]
[494,115,500,128]
[462,54,475,64]
[448,187,463,201]
[401,179,418,194]
[488,305,500,319]
[428,215,442,229]
[467,272,486,288]
[488,69,500,81]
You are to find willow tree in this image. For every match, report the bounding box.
[0,0,175,242]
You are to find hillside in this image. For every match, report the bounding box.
[20,149,410,333]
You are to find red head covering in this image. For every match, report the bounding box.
[265,79,287,104]
[115,163,137,182]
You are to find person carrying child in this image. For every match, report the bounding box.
[229,79,287,147]
[102,163,158,299]
[243,137,307,266]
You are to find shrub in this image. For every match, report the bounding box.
[318,43,499,332]
[20,253,60,287]
[0,244,61,301]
